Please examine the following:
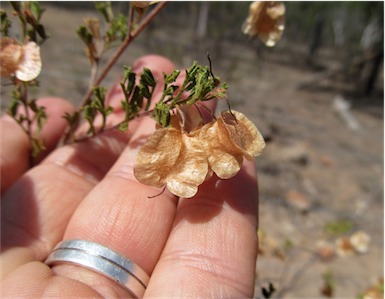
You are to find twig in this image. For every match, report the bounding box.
[19,82,35,166]
[62,2,168,144]
[71,95,201,143]
[88,61,99,91]
[128,6,135,37]
[80,2,168,108]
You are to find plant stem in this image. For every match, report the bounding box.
[62,2,168,144]
[128,6,135,36]
[80,2,168,108]
[88,60,99,91]
[73,95,209,143]
[20,82,35,166]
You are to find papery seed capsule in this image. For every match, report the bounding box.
[0,37,23,77]
[16,41,42,82]
[242,1,285,47]
[199,110,265,179]
[0,38,42,82]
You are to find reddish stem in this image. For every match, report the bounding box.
[80,2,168,108]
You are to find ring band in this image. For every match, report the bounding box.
[45,240,149,298]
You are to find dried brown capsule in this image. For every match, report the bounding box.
[0,37,42,81]
[242,1,285,47]
[134,127,208,198]
[0,37,23,77]
[199,110,265,179]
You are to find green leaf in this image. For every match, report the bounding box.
[83,105,97,135]
[118,121,129,132]
[93,86,107,105]
[30,1,45,21]
[36,23,48,40]
[28,99,39,113]
[35,106,47,133]
[153,102,171,127]
[95,2,114,23]
[121,99,128,112]
[77,25,93,45]
[140,67,156,87]
[31,136,46,158]
[140,84,151,100]
[186,61,199,79]
[106,14,128,42]
[63,111,80,139]
[164,70,181,85]
[105,106,113,116]
[163,85,178,97]
[121,66,136,100]
[130,86,143,110]
[0,9,12,36]
[8,98,20,117]
[121,99,133,121]
[63,111,80,126]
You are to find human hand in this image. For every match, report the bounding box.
[1,55,259,298]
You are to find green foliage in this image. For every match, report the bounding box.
[106,14,128,43]
[31,136,46,158]
[164,70,181,85]
[28,98,47,134]
[10,1,48,44]
[82,86,112,136]
[324,219,354,236]
[5,2,229,161]
[77,25,93,45]
[63,111,80,142]
[0,9,12,36]
[77,1,129,64]
[8,84,47,158]
[118,60,228,129]
[183,61,226,104]
[153,102,171,128]
[140,67,156,109]
[95,2,114,23]
[119,66,156,129]
[29,1,45,21]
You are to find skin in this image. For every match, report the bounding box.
[0,55,259,298]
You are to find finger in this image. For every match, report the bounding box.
[1,262,104,297]
[1,55,174,263]
[146,160,258,298]
[49,57,181,297]
[48,58,220,297]
[0,97,75,193]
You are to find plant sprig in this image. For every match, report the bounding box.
[10,1,48,44]
[4,2,230,162]
[2,2,48,165]
[82,86,113,136]
[64,59,228,143]
[61,2,168,144]
[8,82,47,160]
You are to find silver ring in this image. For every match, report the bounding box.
[45,240,149,298]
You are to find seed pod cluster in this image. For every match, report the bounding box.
[134,110,265,198]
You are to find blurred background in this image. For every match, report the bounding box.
[1,2,383,298]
